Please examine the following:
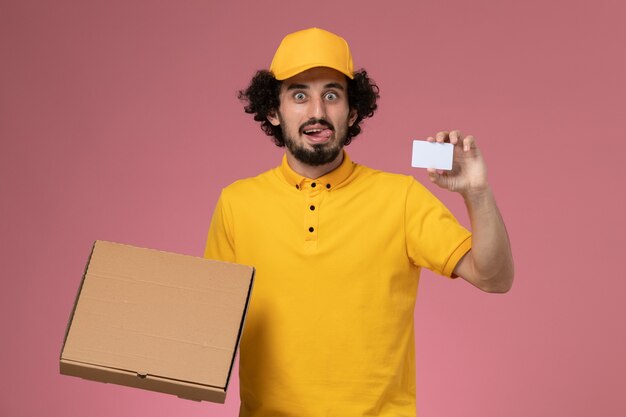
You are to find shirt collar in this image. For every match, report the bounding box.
[280,151,355,191]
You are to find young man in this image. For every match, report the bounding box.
[205,27,513,417]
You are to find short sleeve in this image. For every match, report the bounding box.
[405,179,472,277]
[204,191,236,263]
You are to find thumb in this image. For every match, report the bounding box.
[426,168,449,189]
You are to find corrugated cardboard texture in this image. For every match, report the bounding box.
[60,240,254,402]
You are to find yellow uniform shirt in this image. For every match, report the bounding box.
[205,152,472,417]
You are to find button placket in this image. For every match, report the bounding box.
[303,181,323,242]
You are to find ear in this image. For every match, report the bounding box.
[348,108,358,127]
[267,110,281,127]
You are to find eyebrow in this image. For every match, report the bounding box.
[286,82,345,91]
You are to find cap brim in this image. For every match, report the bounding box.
[273,64,354,80]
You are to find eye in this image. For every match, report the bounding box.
[325,92,339,101]
[294,92,306,101]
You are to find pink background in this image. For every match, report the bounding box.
[2,0,625,416]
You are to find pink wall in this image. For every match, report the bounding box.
[1,0,625,415]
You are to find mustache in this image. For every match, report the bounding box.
[299,118,335,134]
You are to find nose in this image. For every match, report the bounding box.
[308,96,327,119]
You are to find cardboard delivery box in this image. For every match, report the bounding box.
[60,240,254,403]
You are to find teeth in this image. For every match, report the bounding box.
[304,129,322,134]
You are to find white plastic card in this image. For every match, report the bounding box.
[411,140,454,170]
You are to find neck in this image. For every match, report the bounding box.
[285,150,344,179]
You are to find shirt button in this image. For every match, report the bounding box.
[326,184,331,189]
[311,182,316,188]
[310,205,315,211]
[308,227,314,232]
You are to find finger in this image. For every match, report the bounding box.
[427,167,446,177]
[435,131,449,143]
[463,135,475,151]
[426,136,435,142]
[449,130,463,145]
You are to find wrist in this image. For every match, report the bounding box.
[461,185,493,205]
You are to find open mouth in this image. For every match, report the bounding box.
[301,124,334,142]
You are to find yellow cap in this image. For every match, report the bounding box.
[269,28,354,80]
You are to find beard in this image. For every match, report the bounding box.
[282,119,347,166]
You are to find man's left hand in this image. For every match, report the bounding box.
[426,130,488,197]
[427,130,514,293]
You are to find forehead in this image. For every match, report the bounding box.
[280,67,348,90]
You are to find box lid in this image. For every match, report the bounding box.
[61,240,254,395]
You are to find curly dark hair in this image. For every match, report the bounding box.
[238,69,379,146]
